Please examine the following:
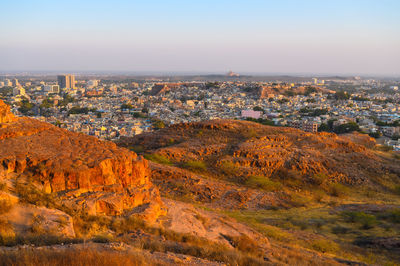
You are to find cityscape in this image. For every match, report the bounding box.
[1,73,399,150]
[1,0,400,265]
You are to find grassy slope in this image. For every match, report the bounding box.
[130,121,400,265]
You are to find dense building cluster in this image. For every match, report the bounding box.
[1,74,399,150]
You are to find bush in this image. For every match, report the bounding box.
[388,209,400,224]
[12,235,82,247]
[245,175,282,191]
[14,181,58,209]
[0,219,15,245]
[327,183,349,197]
[379,209,400,224]
[312,190,326,202]
[310,173,328,186]
[393,185,400,195]
[289,194,312,207]
[310,239,340,254]
[275,169,304,188]
[219,161,240,177]
[332,225,350,234]
[143,153,172,165]
[377,145,393,152]
[128,145,144,154]
[182,160,207,172]
[92,234,114,243]
[341,211,377,229]
[226,234,263,257]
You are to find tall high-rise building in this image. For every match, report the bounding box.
[12,79,20,87]
[57,74,76,89]
[3,79,12,87]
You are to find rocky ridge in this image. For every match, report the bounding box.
[0,100,164,238]
[120,119,398,186]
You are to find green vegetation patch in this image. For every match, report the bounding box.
[143,153,172,165]
[182,160,207,172]
[245,175,282,191]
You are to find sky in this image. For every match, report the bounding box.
[0,0,399,75]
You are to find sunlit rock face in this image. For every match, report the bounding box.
[0,100,16,124]
[0,100,164,220]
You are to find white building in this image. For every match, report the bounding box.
[87,80,99,88]
[43,84,60,94]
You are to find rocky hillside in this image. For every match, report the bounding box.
[1,102,399,265]
[119,119,399,187]
[118,119,400,265]
[0,101,284,265]
[117,119,399,211]
[0,99,164,237]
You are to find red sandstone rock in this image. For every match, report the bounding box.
[0,100,15,124]
[118,119,400,186]
[0,100,164,220]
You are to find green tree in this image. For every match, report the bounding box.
[121,103,133,110]
[318,123,330,132]
[252,106,264,113]
[334,91,351,100]
[369,132,381,138]
[304,86,318,96]
[58,94,75,107]
[18,99,34,114]
[40,98,53,109]
[152,119,165,130]
[334,122,360,134]
[68,106,89,115]
[132,112,147,118]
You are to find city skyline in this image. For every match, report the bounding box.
[1,0,400,75]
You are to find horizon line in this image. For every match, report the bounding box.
[0,70,399,78]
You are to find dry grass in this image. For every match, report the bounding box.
[182,160,207,172]
[72,215,267,265]
[0,219,15,245]
[0,248,150,266]
[245,175,282,191]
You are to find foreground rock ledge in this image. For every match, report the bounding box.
[0,100,164,221]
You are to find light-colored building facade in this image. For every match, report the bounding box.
[57,74,76,89]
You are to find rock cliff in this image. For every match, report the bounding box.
[0,100,164,220]
[0,100,15,124]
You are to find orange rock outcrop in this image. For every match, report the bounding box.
[0,100,164,220]
[119,119,400,186]
[0,100,15,124]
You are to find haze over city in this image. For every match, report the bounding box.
[1,0,400,75]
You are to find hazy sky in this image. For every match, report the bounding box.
[1,0,399,75]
